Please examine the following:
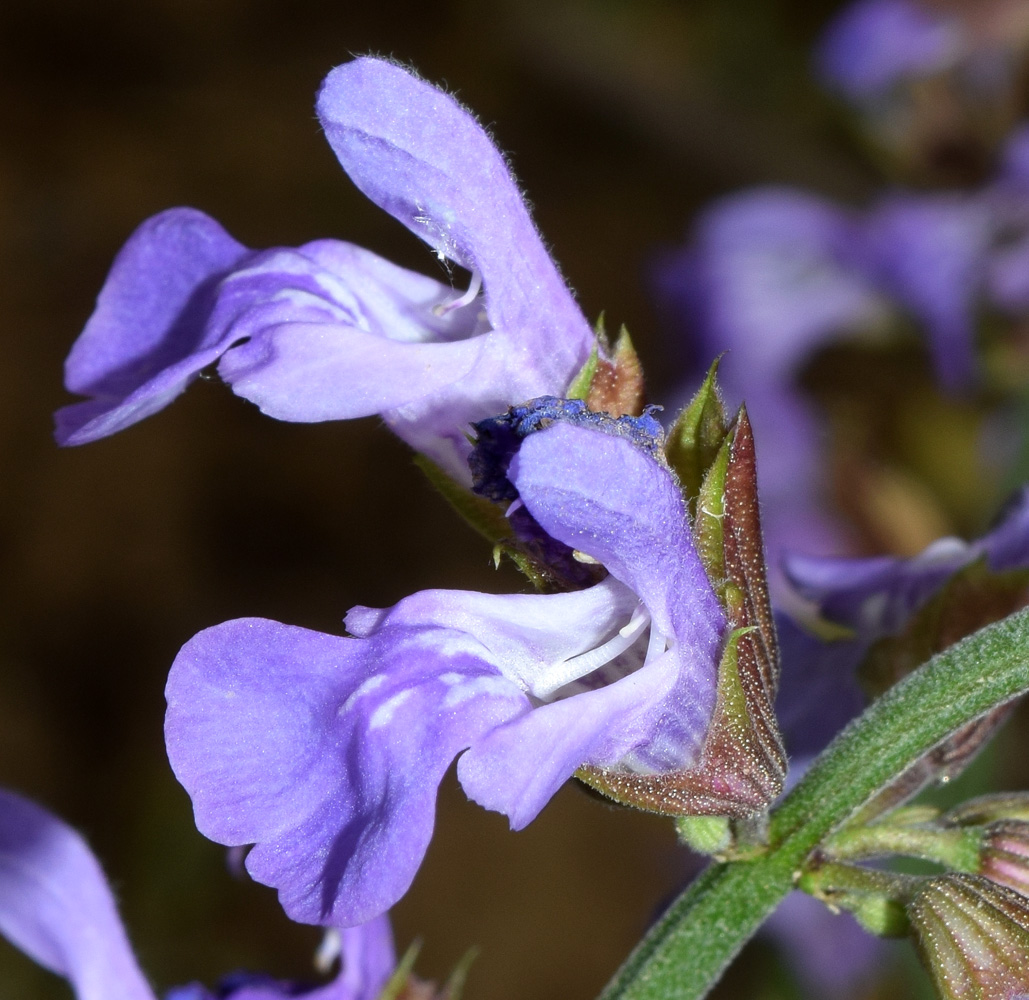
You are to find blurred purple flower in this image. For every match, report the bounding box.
[165,413,726,927]
[656,129,1029,588]
[654,187,886,578]
[0,787,394,1000]
[861,190,994,390]
[815,0,961,100]
[767,491,1029,998]
[54,58,593,481]
[785,485,1029,641]
[766,891,898,999]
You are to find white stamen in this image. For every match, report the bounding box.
[643,620,671,667]
[532,606,650,700]
[314,928,341,974]
[433,270,482,315]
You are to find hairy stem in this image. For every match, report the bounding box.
[597,608,1029,1000]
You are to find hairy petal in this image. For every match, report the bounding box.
[55,208,250,445]
[0,789,156,1000]
[315,57,593,390]
[509,422,724,649]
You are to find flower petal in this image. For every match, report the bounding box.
[0,788,155,1000]
[55,208,250,445]
[212,240,491,421]
[458,644,703,828]
[345,577,640,698]
[315,58,593,388]
[165,618,526,925]
[508,421,725,652]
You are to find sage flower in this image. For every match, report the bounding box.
[55,58,594,481]
[165,412,729,927]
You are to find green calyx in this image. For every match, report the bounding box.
[665,356,727,515]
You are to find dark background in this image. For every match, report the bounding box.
[0,2,1020,998]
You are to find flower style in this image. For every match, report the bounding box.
[165,414,730,928]
[54,58,594,481]
[0,787,395,1000]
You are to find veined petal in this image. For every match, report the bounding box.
[55,208,251,445]
[165,618,526,926]
[0,789,156,1000]
[315,58,593,390]
[212,240,495,422]
[509,421,725,653]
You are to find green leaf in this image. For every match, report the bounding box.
[596,608,1029,1000]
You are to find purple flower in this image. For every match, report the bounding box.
[55,58,594,481]
[860,190,994,390]
[0,787,395,1000]
[165,415,726,927]
[815,0,961,101]
[785,485,1029,641]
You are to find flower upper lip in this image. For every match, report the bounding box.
[54,57,594,483]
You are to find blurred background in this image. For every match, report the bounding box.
[2,1,1029,998]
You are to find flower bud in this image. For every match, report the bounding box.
[943,793,1029,828]
[906,873,1029,999]
[979,822,1029,898]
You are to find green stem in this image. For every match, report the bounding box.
[596,608,1029,1000]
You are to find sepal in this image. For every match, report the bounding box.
[978,822,1029,897]
[375,939,475,1000]
[584,325,645,418]
[665,357,727,513]
[907,873,1029,999]
[566,318,645,418]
